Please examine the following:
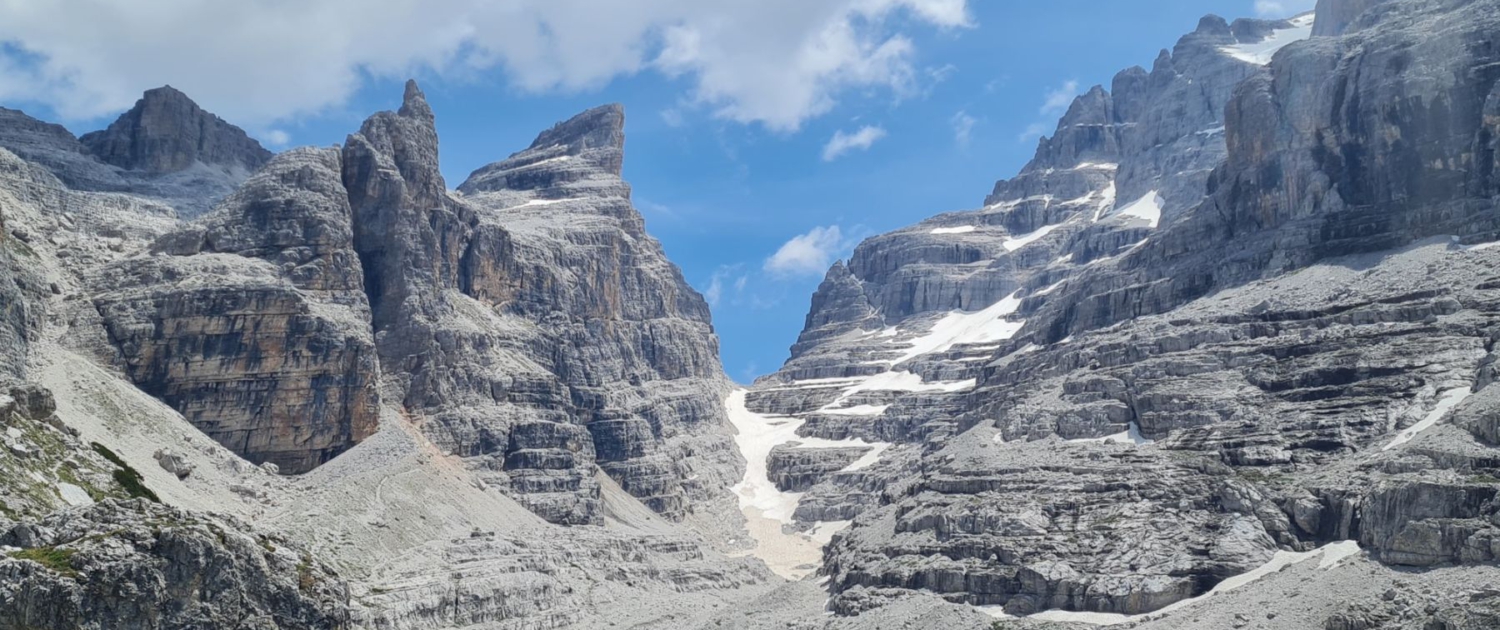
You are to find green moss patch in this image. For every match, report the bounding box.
[8,546,78,577]
[89,442,160,503]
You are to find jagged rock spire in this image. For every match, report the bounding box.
[398,79,434,122]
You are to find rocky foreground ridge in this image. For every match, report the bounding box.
[2,0,1500,628]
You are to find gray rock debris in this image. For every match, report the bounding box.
[152,448,194,480]
[0,499,350,630]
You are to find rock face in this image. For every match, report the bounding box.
[742,0,1500,620]
[1312,0,1391,35]
[80,86,271,176]
[91,147,380,474]
[767,444,871,492]
[446,101,739,528]
[0,108,127,192]
[0,78,771,630]
[8,0,1500,626]
[0,499,350,630]
[0,93,262,218]
[3,79,739,534]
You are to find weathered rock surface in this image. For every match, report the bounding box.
[91,147,380,474]
[0,499,350,630]
[0,108,128,192]
[742,0,1500,621]
[80,86,270,176]
[767,444,871,492]
[1312,0,1391,36]
[8,0,1500,627]
[3,78,741,536]
[334,88,741,529]
[0,93,257,219]
[0,381,134,528]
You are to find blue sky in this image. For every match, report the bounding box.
[0,0,1313,383]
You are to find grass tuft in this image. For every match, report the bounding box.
[89,442,160,503]
[8,546,78,577]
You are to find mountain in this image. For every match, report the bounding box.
[735,0,1500,625]
[0,80,771,629]
[3,0,1500,628]
[79,85,272,175]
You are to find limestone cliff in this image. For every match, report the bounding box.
[91,147,381,474]
[745,0,1500,619]
[0,79,769,630]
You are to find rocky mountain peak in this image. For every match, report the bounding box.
[79,85,270,175]
[398,78,435,122]
[1196,14,1233,35]
[345,79,448,204]
[527,103,626,171]
[457,103,629,198]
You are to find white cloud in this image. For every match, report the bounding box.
[822,125,887,161]
[704,275,725,307]
[765,225,847,276]
[1039,79,1079,116]
[1254,0,1316,17]
[1253,1,1286,16]
[634,197,677,218]
[0,0,971,130]
[950,110,976,146]
[1018,121,1049,143]
[703,264,748,307]
[257,129,290,147]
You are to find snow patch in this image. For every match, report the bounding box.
[1005,224,1062,251]
[1219,13,1316,65]
[985,194,1055,210]
[725,390,892,579]
[806,520,852,545]
[501,197,579,210]
[522,198,570,207]
[1067,420,1153,446]
[519,154,573,169]
[726,391,807,525]
[1092,181,1118,222]
[770,377,864,390]
[1116,191,1163,228]
[842,443,891,471]
[841,371,975,397]
[1034,279,1067,296]
[1383,387,1472,450]
[894,292,1025,364]
[931,225,977,235]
